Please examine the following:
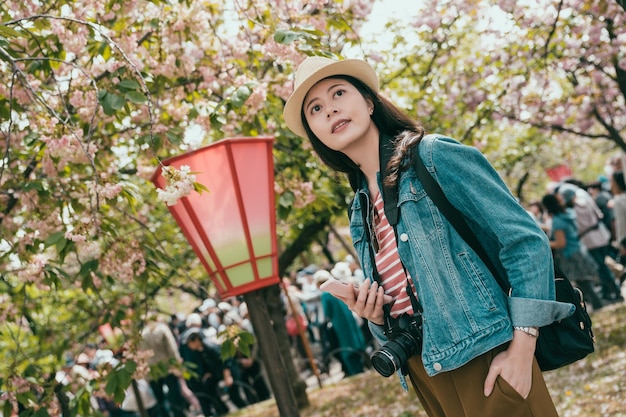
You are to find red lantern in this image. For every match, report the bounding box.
[546,164,572,182]
[151,136,280,298]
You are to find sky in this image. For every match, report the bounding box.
[343,0,427,59]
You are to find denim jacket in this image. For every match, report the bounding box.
[351,134,575,380]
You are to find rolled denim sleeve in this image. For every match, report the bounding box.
[423,135,575,326]
[508,296,575,327]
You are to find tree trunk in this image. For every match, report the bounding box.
[262,284,310,409]
[244,290,301,416]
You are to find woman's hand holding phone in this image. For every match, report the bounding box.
[320,278,389,325]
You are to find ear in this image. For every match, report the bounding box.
[366,99,374,115]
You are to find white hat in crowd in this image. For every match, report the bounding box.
[313,269,333,283]
[331,262,353,280]
[185,313,203,328]
[198,298,216,312]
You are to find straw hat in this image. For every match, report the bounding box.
[283,56,379,138]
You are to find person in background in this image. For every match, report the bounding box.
[610,171,626,246]
[526,200,550,233]
[586,180,615,243]
[317,272,367,377]
[140,317,188,417]
[179,328,232,417]
[615,237,626,286]
[609,171,626,292]
[283,56,573,417]
[231,302,272,405]
[557,183,622,302]
[117,379,159,417]
[541,193,605,310]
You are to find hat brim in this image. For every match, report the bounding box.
[181,328,203,345]
[283,58,379,138]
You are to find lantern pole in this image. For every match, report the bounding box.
[243,289,301,417]
[282,282,322,388]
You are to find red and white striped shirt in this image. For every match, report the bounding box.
[372,192,418,317]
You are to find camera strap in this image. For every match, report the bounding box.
[359,192,423,335]
[359,192,395,326]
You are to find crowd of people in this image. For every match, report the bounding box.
[56,259,375,417]
[54,171,626,417]
[58,296,271,417]
[531,171,626,311]
[281,256,377,379]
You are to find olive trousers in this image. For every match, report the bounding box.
[407,345,560,417]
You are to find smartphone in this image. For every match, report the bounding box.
[320,279,392,304]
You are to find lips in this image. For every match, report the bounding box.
[331,119,350,133]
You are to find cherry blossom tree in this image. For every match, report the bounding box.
[0,0,375,414]
[2,0,624,415]
[375,0,625,200]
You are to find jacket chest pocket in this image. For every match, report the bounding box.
[397,184,440,241]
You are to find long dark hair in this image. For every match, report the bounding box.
[541,193,566,216]
[300,75,424,190]
[613,171,626,193]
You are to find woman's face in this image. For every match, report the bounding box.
[303,77,377,155]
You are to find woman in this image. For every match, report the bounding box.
[611,171,626,245]
[283,56,574,417]
[556,183,622,302]
[316,272,367,377]
[541,193,604,310]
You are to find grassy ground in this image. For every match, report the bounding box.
[230,302,626,417]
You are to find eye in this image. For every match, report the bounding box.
[310,104,321,114]
[334,89,345,98]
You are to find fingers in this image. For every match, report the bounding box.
[483,365,499,397]
[345,281,361,309]
[347,280,385,325]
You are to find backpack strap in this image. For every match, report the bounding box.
[411,146,511,295]
[380,134,400,227]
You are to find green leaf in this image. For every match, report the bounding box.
[33,408,51,417]
[16,390,38,406]
[105,373,118,396]
[77,390,93,416]
[230,85,251,108]
[165,128,183,144]
[240,331,256,344]
[23,131,40,146]
[0,24,23,38]
[274,29,300,44]
[125,90,147,104]
[100,92,125,116]
[57,239,74,264]
[23,181,43,192]
[239,343,251,358]
[279,192,295,207]
[193,182,210,193]
[124,360,137,374]
[220,339,237,360]
[117,80,141,91]
[79,259,99,279]
[44,231,66,248]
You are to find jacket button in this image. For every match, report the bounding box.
[400,233,409,242]
[433,362,442,371]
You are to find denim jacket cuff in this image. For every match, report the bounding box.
[508,296,575,327]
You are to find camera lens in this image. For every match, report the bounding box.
[371,331,421,377]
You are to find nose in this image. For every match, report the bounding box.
[327,108,338,118]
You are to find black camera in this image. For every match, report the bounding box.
[370,313,423,377]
